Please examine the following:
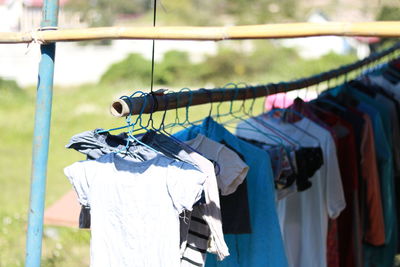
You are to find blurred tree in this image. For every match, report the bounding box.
[65,0,150,44]
[65,0,299,29]
[0,77,21,92]
[155,51,194,85]
[377,5,400,21]
[373,5,400,51]
[100,53,151,85]
[65,0,149,27]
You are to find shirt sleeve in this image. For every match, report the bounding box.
[324,134,346,219]
[166,161,206,214]
[217,146,249,196]
[64,161,92,207]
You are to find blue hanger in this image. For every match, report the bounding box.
[100,91,160,154]
[155,88,222,176]
[124,92,160,154]
[268,105,323,147]
[218,83,293,146]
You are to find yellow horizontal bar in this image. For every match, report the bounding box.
[0,21,399,44]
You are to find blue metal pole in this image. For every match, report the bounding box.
[25,0,59,266]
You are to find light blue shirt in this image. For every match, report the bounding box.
[174,117,288,267]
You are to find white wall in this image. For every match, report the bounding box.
[0,40,217,86]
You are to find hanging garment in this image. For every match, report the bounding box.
[357,113,385,245]
[174,117,288,267]
[67,129,229,264]
[180,134,249,266]
[354,80,400,254]
[327,86,397,267]
[183,134,249,196]
[289,98,348,267]
[183,134,252,235]
[179,150,229,266]
[241,140,298,200]
[350,81,400,175]
[244,116,325,193]
[66,129,199,229]
[313,96,385,246]
[291,99,363,267]
[66,129,195,163]
[326,218,340,267]
[64,153,206,267]
[236,116,345,267]
[367,72,400,253]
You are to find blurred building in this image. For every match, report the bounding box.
[279,11,379,59]
[299,0,382,22]
[0,0,81,32]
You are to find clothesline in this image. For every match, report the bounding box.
[1,21,400,44]
[110,41,400,117]
[63,59,400,267]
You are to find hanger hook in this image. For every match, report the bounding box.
[249,85,257,116]
[126,91,148,134]
[135,92,149,129]
[147,92,158,129]
[262,84,271,114]
[159,92,171,132]
[271,83,280,109]
[237,82,250,114]
[224,82,239,115]
[179,87,192,124]
[199,88,213,117]
[216,87,226,121]
[174,91,181,125]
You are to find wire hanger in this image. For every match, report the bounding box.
[103,91,160,154]
[219,83,289,145]
[125,93,160,154]
[219,83,297,145]
[266,83,321,146]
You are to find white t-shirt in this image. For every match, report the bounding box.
[236,116,346,267]
[64,153,206,267]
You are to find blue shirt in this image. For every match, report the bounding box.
[174,117,288,267]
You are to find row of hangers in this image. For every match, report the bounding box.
[98,44,400,157]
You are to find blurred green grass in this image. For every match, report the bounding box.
[0,47,361,266]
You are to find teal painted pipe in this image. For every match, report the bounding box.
[25,0,59,266]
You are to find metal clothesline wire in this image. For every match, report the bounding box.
[110,41,400,117]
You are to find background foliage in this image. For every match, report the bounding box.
[100,41,357,88]
[2,0,400,265]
